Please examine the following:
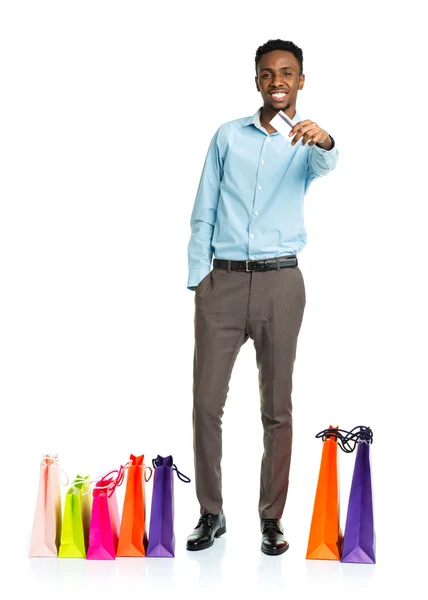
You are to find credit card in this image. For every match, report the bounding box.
[269,110,295,142]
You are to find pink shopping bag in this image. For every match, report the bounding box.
[29,454,63,557]
[86,471,121,560]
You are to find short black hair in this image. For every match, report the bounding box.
[255,39,303,76]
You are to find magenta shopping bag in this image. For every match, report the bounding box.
[341,426,375,564]
[146,455,190,558]
[86,472,121,560]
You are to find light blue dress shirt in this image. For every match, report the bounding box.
[187,106,338,290]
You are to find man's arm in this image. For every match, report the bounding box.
[288,120,339,179]
[308,134,339,179]
[187,127,224,290]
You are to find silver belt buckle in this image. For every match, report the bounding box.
[246,260,251,272]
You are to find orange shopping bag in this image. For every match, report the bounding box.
[306,426,343,560]
[117,454,153,557]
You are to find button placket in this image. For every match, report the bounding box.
[250,134,270,258]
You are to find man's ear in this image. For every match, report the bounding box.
[298,74,305,91]
[255,75,260,92]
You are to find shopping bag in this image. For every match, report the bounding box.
[306,426,343,560]
[29,454,63,557]
[58,475,92,558]
[117,454,153,557]
[146,455,191,558]
[341,427,376,564]
[86,472,121,560]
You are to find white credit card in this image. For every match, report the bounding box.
[269,110,295,142]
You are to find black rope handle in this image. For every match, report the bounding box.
[151,456,191,482]
[172,464,191,483]
[315,428,356,453]
[343,425,373,445]
[315,426,373,453]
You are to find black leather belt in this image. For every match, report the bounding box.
[213,256,297,272]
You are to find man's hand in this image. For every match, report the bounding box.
[288,120,333,149]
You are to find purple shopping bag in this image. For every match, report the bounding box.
[146,455,190,557]
[341,427,375,564]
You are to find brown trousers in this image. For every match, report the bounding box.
[192,257,306,519]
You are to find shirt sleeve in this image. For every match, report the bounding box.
[307,134,339,181]
[187,126,224,290]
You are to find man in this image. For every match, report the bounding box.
[186,39,338,555]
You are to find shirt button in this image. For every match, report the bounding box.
[266,137,271,143]
[258,185,262,190]
[250,234,254,239]
[260,159,265,164]
[254,211,259,216]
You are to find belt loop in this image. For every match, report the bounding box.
[227,260,231,273]
[276,257,280,271]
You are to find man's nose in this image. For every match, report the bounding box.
[272,76,284,87]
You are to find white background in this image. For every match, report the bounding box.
[1,1,426,598]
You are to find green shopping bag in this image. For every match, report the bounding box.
[58,475,92,558]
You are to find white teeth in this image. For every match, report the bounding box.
[272,92,287,98]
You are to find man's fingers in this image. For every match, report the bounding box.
[288,119,328,146]
[301,126,320,145]
[289,119,313,136]
[290,125,309,144]
[308,132,324,146]
[292,125,319,145]
[289,120,315,136]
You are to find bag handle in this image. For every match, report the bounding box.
[72,459,153,496]
[144,466,153,482]
[172,464,191,483]
[40,454,69,486]
[109,461,153,485]
[72,465,126,497]
[151,456,191,483]
[315,426,373,453]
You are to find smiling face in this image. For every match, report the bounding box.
[255,50,305,116]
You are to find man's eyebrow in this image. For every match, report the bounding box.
[260,66,294,72]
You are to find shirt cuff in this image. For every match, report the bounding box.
[187,266,211,290]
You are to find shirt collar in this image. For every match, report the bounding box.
[243,106,301,131]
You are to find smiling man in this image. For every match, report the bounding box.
[186,39,338,555]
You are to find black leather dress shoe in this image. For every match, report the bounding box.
[260,518,289,555]
[186,512,227,551]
